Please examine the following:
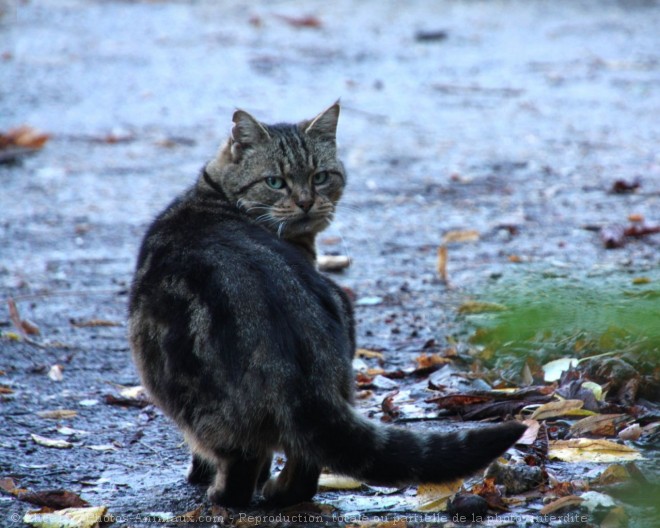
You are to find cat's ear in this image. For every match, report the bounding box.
[231,110,270,158]
[302,102,340,142]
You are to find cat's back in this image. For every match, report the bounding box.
[129,190,351,381]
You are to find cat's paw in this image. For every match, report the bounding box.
[208,484,253,508]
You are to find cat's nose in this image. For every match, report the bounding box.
[296,199,314,213]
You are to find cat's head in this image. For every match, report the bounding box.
[206,103,345,239]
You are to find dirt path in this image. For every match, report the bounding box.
[2,1,659,526]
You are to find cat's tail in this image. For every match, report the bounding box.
[303,402,526,486]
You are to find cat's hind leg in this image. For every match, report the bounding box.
[262,456,320,507]
[186,453,216,485]
[208,451,270,507]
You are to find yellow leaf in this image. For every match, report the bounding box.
[317,473,363,490]
[415,479,463,512]
[36,410,78,420]
[443,230,480,243]
[23,506,108,528]
[531,399,584,420]
[457,301,508,314]
[539,495,584,515]
[31,434,73,449]
[356,349,385,360]
[549,438,643,463]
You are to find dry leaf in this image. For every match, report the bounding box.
[70,319,121,328]
[457,300,507,314]
[596,464,631,486]
[416,479,463,512]
[569,414,626,437]
[275,14,322,28]
[36,410,78,420]
[414,353,450,369]
[549,438,643,463]
[0,476,27,496]
[23,505,107,528]
[539,495,584,515]
[437,245,447,282]
[530,399,584,420]
[177,505,204,522]
[317,255,350,272]
[516,419,541,445]
[317,473,363,490]
[443,229,480,243]
[18,490,89,509]
[48,365,64,382]
[617,423,642,441]
[31,434,73,449]
[0,125,50,149]
[355,348,384,360]
[542,357,578,382]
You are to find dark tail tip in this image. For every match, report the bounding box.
[470,421,527,460]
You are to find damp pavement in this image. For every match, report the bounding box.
[1,1,659,526]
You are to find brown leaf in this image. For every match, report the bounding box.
[0,125,50,150]
[471,478,508,511]
[381,390,400,421]
[569,414,627,437]
[275,14,322,29]
[437,245,448,282]
[0,477,27,496]
[443,230,480,243]
[36,409,78,420]
[517,419,541,445]
[414,353,450,370]
[18,489,89,508]
[104,394,150,409]
[610,178,640,194]
[70,318,122,328]
[539,495,584,515]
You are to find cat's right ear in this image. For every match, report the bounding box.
[230,110,270,161]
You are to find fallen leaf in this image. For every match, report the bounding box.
[175,505,204,523]
[516,420,541,445]
[542,357,578,382]
[69,319,122,328]
[457,300,507,314]
[580,490,616,511]
[87,444,118,451]
[355,348,384,360]
[610,178,640,194]
[470,478,508,511]
[317,255,350,272]
[48,365,64,382]
[539,495,584,515]
[31,434,73,449]
[318,473,363,490]
[530,399,584,420]
[414,353,450,370]
[23,505,107,528]
[617,423,642,441]
[437,245,448,282]
[36,410,78,420]
[549,438,643,463]
[118,385,146,399]
[18,490,89,509]
[443,229,480,243]
[0,476,27,496]
[596,464,631,486]
[104,394,150,409]
[381,390,400,421]
[569,414,626,437]
[274,14,322,28]
[416,479,463,512]
[0,384,14,394]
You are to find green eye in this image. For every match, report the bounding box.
[313,171,330,185]
[265,176,286,190]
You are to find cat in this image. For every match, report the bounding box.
[128,103,526,508]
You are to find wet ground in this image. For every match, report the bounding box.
[1,0,659,526]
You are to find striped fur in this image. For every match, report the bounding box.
[128,104,525,508]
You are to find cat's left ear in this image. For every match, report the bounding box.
[302,102,340,142]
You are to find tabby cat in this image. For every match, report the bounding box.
[128,103,525,507]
